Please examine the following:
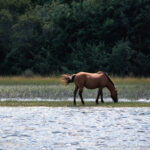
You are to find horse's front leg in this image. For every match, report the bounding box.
[74,86,78,105]
[79,88,84,105]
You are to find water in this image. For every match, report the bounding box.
[0,107,150,150]
[1,97,150,103]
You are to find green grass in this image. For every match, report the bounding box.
[0,101,150,107]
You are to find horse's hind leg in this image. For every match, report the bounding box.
[79,88,84,105]
[96,89,100,104]
[73,86,78,105]
[96,89,104,104]
[100,90,104,103]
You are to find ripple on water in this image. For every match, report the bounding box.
[0,107,150,150]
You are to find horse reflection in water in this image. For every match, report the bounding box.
[62,71,118,105]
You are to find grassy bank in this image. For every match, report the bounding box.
[0,101,150,107]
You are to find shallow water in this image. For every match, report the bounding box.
[1,97,150,103]
[0,107,150,150]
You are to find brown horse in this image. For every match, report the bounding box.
[62,71,118,105]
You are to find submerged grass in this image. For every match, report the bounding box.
[0,101,150,107]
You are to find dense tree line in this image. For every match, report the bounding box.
[0,0,150,76]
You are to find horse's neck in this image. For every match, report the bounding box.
[106,82,115,94]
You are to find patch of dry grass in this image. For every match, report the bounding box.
[0,76,61,85]
[112,77,150,84]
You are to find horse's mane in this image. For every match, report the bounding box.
[98,71,114,87]
[97,71,114,86]
[104,73,114,86]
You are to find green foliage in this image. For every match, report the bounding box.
[109,41,134,76]
[1,101,150,107]
[0,0,150,76]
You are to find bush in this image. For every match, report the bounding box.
[23,69,34,77]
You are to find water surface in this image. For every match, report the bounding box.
[1,97,150,103]
[0,107,150,150]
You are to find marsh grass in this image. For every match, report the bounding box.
[0,76,149,100]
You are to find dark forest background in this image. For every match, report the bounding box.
[0,0,150,76]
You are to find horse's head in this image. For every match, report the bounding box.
[111,89,118,103]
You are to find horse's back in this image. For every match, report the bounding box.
[74,72,107,89]
[74,72,87,87]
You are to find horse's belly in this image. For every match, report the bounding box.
[84,82,100,89]
[84,76,105,89]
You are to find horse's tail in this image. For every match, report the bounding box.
[61,74,76,86]
[104,72,115,86]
